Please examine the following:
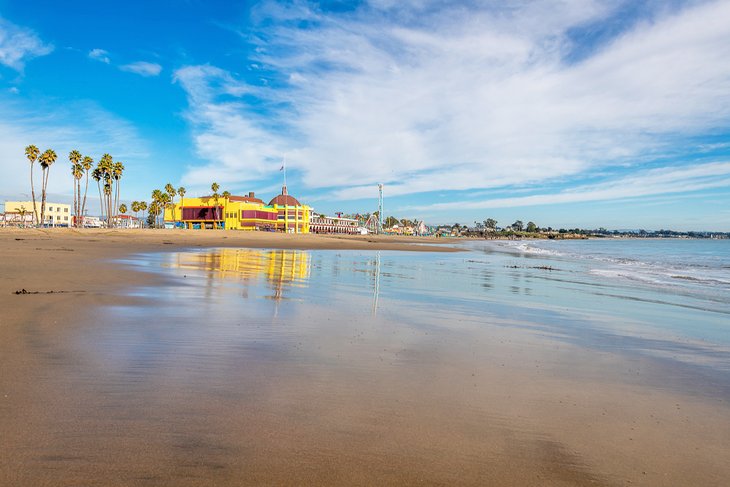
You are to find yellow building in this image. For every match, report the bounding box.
[163,188,310,233]
[5,200,71,227]
[267,185,310,233]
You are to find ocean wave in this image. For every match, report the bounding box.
[506,242,563,257]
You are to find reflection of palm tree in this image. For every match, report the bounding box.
[372,251,381,316]
[24,145,40,225]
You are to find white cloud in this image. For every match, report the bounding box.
[176,0,730,203]
[0,17,53,70]
[406,161,730,211]
[119,61,162,77]
[0,96,148,203]
[173,65,288,187]
[88,48,110,64]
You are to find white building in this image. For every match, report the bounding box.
[309,213,361,234]
[4,201,71,227]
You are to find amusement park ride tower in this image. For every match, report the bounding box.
[377,183,384,234]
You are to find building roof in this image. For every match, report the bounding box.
[229,193,265,205]
[268,185,302,207]
[268,194,302,206]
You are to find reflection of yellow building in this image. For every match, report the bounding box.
[163,187,311,233]
[172,248,310,299]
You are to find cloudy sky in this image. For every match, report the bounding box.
[1,0,729,230]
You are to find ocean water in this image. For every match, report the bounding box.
[113,239,730,374]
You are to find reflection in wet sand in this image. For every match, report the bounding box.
[3,247,730,486]
[169,248,311,301]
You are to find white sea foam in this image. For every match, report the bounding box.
[506,241,563,257]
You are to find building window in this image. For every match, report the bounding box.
[64,208,68,212]
[64,216,68,221]
[48,206,53,211]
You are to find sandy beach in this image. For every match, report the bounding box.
[1,228,729,486]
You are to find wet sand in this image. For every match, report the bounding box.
[1,228,729,486]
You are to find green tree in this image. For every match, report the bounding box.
[484,218,497,232]
[39,149,57,226]
[512,220,524,232]
[24,145,40,225]
[526,221,537,233]
[147,202,158,228]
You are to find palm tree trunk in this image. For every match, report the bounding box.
[115,179,121,228]
[30,165,38,226]
[107,185,112,228]
[96,180,103,225]
[40,167,48,227]
[73,178,77,227]
[81,172,89,227]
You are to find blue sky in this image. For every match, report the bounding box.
[1,0,729,231]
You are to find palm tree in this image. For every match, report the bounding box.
[24,145,40,225]
[69,150,82,226]
[71,162,84,227]
[103,179,113,227]
[131,201,139,222]
[151,189,165,227]
[95,155,114,226]
[118,204,127,227]
[177,186,186,226]
[211,182,220,228]
[148,201,159,228]
[139,201,148,228]
[39,149,57,227]
[80,155,94,227]
[112,161,124,227]
[92,167,103,224]
[165,183,177,224]
[159,193,171,227]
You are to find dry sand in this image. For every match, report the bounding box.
[1,228,729,486]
